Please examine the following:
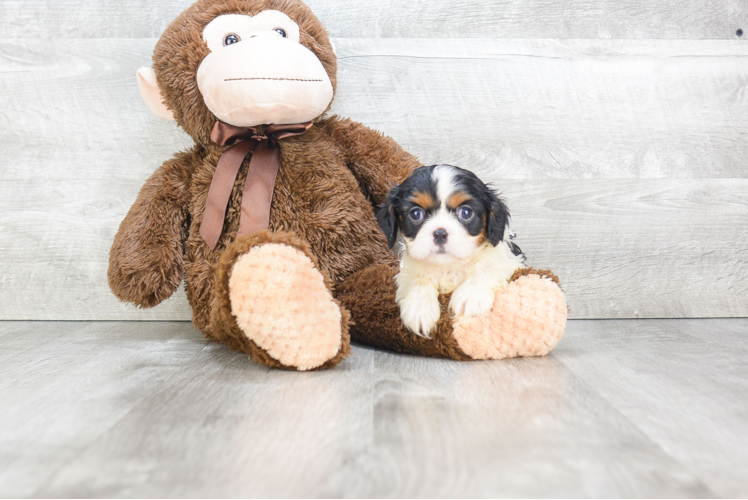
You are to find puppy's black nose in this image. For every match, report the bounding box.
[433,229,448,245]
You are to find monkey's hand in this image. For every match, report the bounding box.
[108,153,192,308]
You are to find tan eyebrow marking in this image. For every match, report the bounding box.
[410,191,436,209]
[447,191,471,209]
[474,214,488,245]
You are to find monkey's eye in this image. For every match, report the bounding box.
[409,207,425,222]
[223,34,240,46]
[274,28,287,38]
[457,206,474,221]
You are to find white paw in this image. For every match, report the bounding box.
[450,283,495,318]
[399,292,441,338]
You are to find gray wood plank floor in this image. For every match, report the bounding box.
[1,320,747,498]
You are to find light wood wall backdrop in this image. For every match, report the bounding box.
[1,0,747,320]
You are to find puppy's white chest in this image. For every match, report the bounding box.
[432,267,469,295]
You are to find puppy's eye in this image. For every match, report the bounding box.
[274,28,287,38]
[409,207,425,222]
[458,206,474,221]
[224,34,240,46]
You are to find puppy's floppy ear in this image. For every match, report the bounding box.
[486,188,510,246]
[377,188,400,249]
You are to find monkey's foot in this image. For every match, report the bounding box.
[224,233,350,371]
[451,269,567,360]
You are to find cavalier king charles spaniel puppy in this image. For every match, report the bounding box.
[377,164,526,337]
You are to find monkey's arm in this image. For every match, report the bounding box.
[324,117,421,206]
[108,152,193,308]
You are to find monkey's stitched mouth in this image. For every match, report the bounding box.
[224,77,323,82]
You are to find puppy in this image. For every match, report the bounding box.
[377,164,526,337]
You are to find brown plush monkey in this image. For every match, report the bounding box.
[109,0,567,371]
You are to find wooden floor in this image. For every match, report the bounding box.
[1,319,747,498]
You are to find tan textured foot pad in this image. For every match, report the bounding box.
[451,274,567,360]
[228,243,343,371]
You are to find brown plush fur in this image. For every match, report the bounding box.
[108,152,192,307]
[108,0,562,370]
[336,264,473,361]
[511,267,561,287]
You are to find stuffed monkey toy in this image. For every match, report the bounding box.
[108,0,567,371]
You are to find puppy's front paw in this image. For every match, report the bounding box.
[450,283,495,318]
[399,290,441,338]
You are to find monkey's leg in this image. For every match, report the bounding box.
[336,264,565,360]
[335,261,472,360]
[210,230,351,371]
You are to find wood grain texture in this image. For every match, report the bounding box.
[4,38,746,180]
[663,318,748,358]
[0,322,210,497]
[2,319,747,497]
[2,177,746,320]
[1,37,747,320]
[554,320,748,498]
[508,179,748,319]
[334,38,748,180]
[1,0,746,39]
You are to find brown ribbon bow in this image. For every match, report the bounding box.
[200,121,313,250]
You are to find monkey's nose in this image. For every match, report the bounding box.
[433,229,448,245]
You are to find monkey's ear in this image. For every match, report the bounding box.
[136,67,175,121]
[376,199,399,249]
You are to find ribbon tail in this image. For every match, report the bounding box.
[200,139,258,250]
[237,141,282,237]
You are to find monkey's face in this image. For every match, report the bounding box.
[141,0,338,141]
[196,10,334,127]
